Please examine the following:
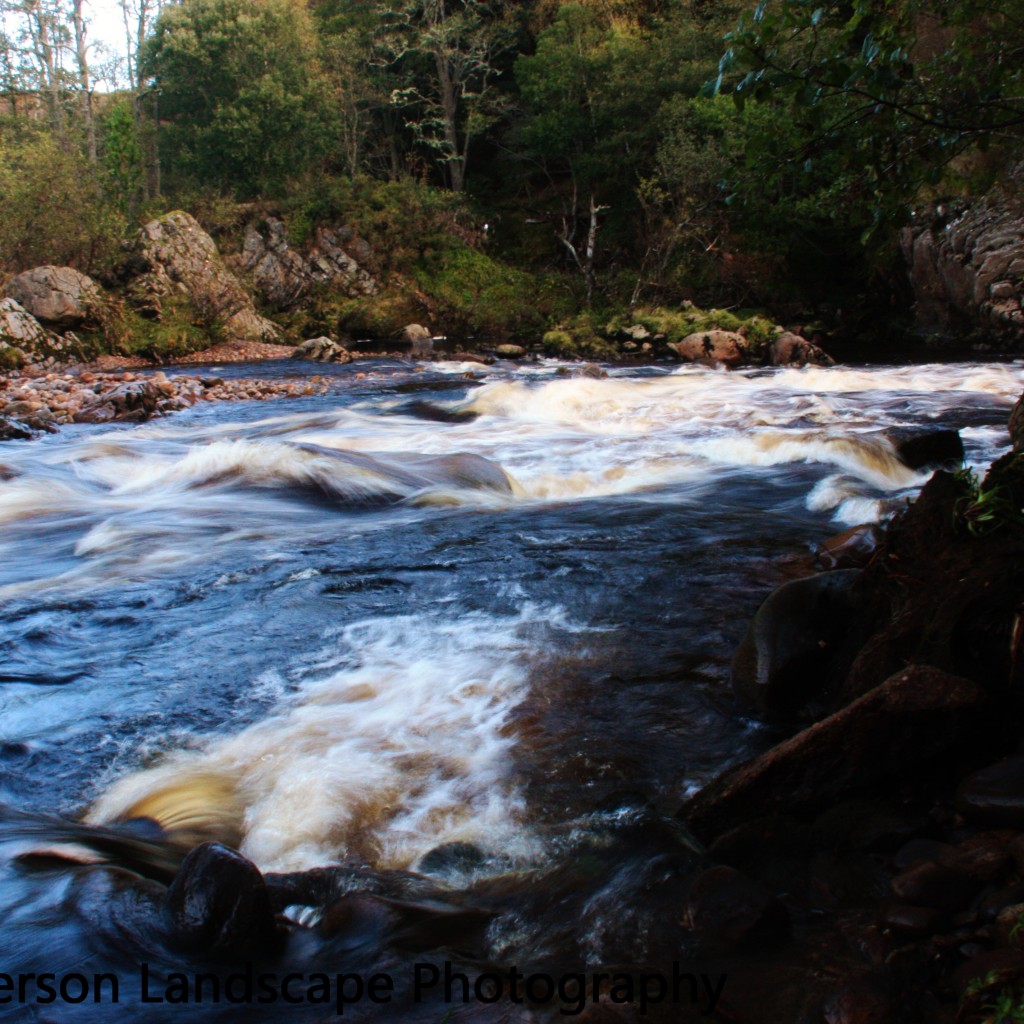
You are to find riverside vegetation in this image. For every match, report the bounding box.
[0,0,1023,368]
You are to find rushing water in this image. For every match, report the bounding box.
[0,357,1021,1016]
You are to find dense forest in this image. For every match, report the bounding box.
[1,0,1023,351]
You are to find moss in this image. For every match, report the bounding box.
[0,345,25,370]
[542,316,618,360]
[604,304,782,355]
[413,247,543,340]
[113,297,218,362]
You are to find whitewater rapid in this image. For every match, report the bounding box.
[1,358,1020,874]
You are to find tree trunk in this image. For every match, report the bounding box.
[71,0,96,161]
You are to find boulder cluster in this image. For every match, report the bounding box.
[675,404,1024,1021]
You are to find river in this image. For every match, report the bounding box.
[0,356,1020,1019]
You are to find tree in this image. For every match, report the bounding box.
[142,0,336,197]
[515,2,651,303]
[373,0,514,191]
[712,0,1024,232]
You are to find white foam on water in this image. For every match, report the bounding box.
[89,606,580,873]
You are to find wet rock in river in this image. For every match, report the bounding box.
[821,973,893,1024]
[684,864,790,951]
[671,329,748,368]
[683,666,987,843]
[730,569,870,720]
[814,523,883,570]
[883,426,964,470]
[292,336,351,363]
[0,415,35,441]
[957,755,1024,828]
[165,842,281,956]
[769,331,835,367]
[75,379,164,423]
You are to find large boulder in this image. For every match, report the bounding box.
[1010,392,1024,453]
[240,216,378,309]
[730,569,875,720]
[683,666,988,842]
[900,174,1024,345]
[672,329,748,367]
[3,266,107,331]
[128,211,280,344]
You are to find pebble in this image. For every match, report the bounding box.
[0,366,339,437]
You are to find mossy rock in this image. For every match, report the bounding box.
[0,345,26,371]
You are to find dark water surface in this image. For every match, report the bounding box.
[0,357,1020,1018]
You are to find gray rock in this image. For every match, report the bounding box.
[401,323,433,356]
[240,217,378,309]
[291,337,351,363]
[0,298,58,363]
[128,211,280,344]
[4,266,106,330]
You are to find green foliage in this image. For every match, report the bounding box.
[0,345,26,371]
[116,298,219,362]
[0,119,126,277]
[542,316,618,359]
[414,247,543,338]
[953,459,1024,537]
[713,0,1024,234]
[143,0,336,198]
[99,98,145,215]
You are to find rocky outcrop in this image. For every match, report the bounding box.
[0,297,89,368]
[3,266,108,331]
[240,216,378,309]
[0,298,55,357]
[127,211,280,344]
[901,174,1024,344]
